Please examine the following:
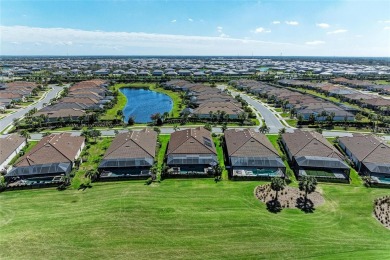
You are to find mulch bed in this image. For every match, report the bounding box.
[254,184,325,212]
[374,196,390,229]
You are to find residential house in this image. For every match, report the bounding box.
[281,130,350,182]
[224,129,285,179]
[165,127,218,177]
[338,134,390,185]
[98,129,157,180]
[0,134,26,173]
[6,133,85,187]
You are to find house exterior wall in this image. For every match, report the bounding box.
[338,140,361,170]
[0,140,26,172]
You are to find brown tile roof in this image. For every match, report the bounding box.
[282,130,343,160]
[34,108,86,119]
[167,127,216,155]
[6,81,37,88]
[224,129,279,157]
[0,134,26,163]
[339,134,390,164]
[15,133,85,166]
[103,128,157,160]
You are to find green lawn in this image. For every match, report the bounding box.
[71,137,113,189]
[285,119,298,127]
[157,134,170,177]
[213,136,228,179]
[266,135,295,181]
[1,180,390,259]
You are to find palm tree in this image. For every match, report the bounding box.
[221,123,227,133]
[299,176,318,208]
[20,130,31,140]
[270,177,286,201]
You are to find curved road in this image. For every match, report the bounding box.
[0,85,63,134]
[217,85,289,133]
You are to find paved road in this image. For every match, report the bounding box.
[0,85,63,134]
[30,127,390,141]
[217,85,288,133]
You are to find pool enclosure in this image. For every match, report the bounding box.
[294,156,350,181]
[5,162,72,186]
[230,156,286,178]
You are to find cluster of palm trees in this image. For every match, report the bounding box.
[270,175,318,211]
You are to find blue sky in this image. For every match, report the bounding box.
[1,0,390,56]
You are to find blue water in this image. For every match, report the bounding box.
[121,88,173,123]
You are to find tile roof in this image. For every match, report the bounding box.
[167,127,217,155]
[15,133,85,166]
[102,128,157,160]
[0,134,26,163]
[282,130,344,160]
[224,129,279,157]
[339,134,390,164]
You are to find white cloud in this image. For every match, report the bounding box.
[305,40,325,45]
[216,26,229,37]
[1,25,298,55]
[272,21,281,24]
[378,20,390,23]
[384,26,390,30]
[171,19,176,23]
[327,29,348,34]
[285,21,299,26]
[316,23,330,29]
[188,18,193,22]
[254,27,271,33]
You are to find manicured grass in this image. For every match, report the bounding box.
[285,119,298,127]
[213,136,228,179]
[266,135,295,181]
[1,180,390,259]
[157,134,170,175]
[71,138,113,189]
[280,112,290,118]
[100,83,128,120]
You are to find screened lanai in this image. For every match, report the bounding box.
[295,156,350,180]
[5,162,71,186]
[230,156,286,178]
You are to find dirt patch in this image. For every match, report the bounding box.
[255,184,325,213]
[374,196,390,229]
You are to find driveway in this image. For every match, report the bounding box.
[0,85,63,134]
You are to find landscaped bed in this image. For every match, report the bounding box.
[374,196,390,229]
[255,184,325,210]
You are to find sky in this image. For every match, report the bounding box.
[1,0,390,57]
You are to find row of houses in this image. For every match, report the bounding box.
[3,128,389,188]
[232,79,355,122]
[163,80,246,120]
[33,79,112,122]
[0,81,38,110]
[280,79,390,114]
